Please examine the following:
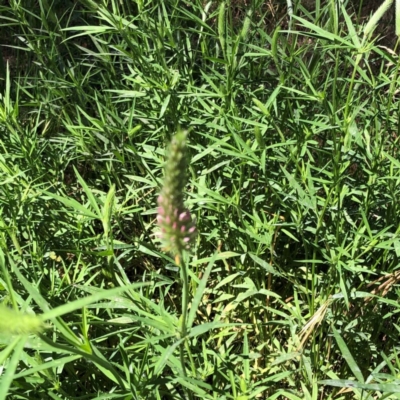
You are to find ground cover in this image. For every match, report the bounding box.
[1,0,400,398]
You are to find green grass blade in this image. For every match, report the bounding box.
[41,190,99,219]
[332,326,364,383]
[187,252,218,330]
[0,336,26,400]
[41,283,152,320]
[73,166,102,219]
[319,379,400,393]
[102,184,116,237]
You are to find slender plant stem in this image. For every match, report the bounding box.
[178,254,189,339]
[176,254,194,399]
[180,255,197,377]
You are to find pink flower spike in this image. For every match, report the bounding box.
[157,206,164,216]
[179,211,190,221]
[188,226,196,234]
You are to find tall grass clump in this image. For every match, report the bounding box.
[1,0,400,398]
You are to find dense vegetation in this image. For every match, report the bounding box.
[1,0,400,398]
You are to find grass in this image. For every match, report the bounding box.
[1,0,400,398]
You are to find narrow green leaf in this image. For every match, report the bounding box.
[271,26,280,66]
[291,15,354,47]
[341,3,361,48]
[102,184,116,237]
[41,282,152,320]
[191,252,240,266]
[214,272,241,290]
[39,335,126,388]
[0,337,26,400]
[187,252,218,329]
[332,326,364,383]
[154,339,183,375]
[248,253,281,275]
[320,379,400,393]
[42,190,98,219]
[13,355,81,379]
[73,166,102,219]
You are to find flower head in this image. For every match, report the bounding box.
[156,130,196,255]
[0,304,45,336]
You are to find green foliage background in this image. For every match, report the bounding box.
[1,0,400,398]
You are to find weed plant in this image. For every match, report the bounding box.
[1,0,400,398]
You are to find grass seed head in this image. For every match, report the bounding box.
[0,305,45,336]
